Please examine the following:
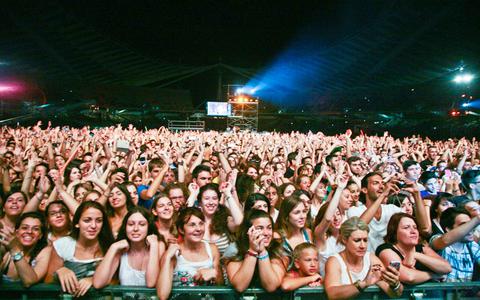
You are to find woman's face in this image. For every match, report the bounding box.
[247,167,258,180]
[78,207,103,240]
[16,217,42,248]
[344,230,368,258]
[251,217,273,246]
[126,185,139,206]
[284,184,296,198]
[347,183,360,203]
[298,177,311,191]
[339,189,353,212]
[396,217,419,246]
[331,209,342,230]
[47,203,69,230]
[109,187,127,210]
[252,200,269,213]
[154,196,174,221]
[133,176,143,187]
[182,215,205,242]
[48,169,60,182]
[55,156,65,169]
[126,212,149,243]
[163,170,176,184]
[74,186,88,203]
[436,198,454,216]
[3,192,26,217]
[288,202,307,229]
[315,183,327,200]
[200,189,219,216]
[265,186,279,208]
[69,167,82,182]
[84,192,100,202]
[263,164,272,176]
[8,168,18,182]
[401,197,414,215]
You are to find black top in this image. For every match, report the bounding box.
[375,243,431,272]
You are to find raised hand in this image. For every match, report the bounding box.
[112,239,130,253]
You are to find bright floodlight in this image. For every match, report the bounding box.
[462,102,470,107]
[453,73,474,84]
[0,85,15,92]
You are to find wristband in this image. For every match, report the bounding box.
[245,250,258,258]
[257,251,269,261]
[353,280,364,292]
[391,281,401,292]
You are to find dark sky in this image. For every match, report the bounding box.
[63,1,384,66]
[0,1,479,110]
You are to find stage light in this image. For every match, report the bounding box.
[453,73,474,84]
[462,103,470,107]
[0,85,16,92]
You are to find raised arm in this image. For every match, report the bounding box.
[92,240,126,289]
[431,215,480,250]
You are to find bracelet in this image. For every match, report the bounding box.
[245,250,258,258]
[353,280,365,292]
[390,281,401,292]
[257,251,269,261]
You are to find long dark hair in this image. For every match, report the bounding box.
[105,184,135,217]
[71,201,114,256]
[116,206,165,245]
[211,204,235,242]
[15,212,48,264]
[232,210,282,262]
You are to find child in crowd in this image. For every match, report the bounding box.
[281,242,322,291]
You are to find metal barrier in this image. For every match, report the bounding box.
[1,282,479,299]
[168,120,205,131]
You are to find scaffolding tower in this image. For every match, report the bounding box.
[226,85,259,131]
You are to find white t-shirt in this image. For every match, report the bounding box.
[347,204,402,252]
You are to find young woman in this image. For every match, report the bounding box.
[125,181,140,206]
[265,185,280,222]
[106,184,135,237]
[376,213,451,284]
[274,194,313,270]
[346,181,361,207]
[152,194,177,243]
[197,183,242,256]
[0,212,51,287]
[157,207,223,300]
[0,191,28,232]
[314,177,349,276]
[226,209,286,293]
[93,207,165,288]
[244,193,271,214]
[387,192,415,216]
[324,217,403,299]
[46,201,114,298]
[45,201,72,243]
[430,193,455,236]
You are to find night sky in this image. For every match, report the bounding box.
[0,1,479,110]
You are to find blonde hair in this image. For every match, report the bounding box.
[292,242,317,260]
[339,217,369,244]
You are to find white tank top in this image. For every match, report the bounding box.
[172,241,214,286]
[332,252,371,284]
[118,252,146,286]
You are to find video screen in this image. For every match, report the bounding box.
[207,102,231,116]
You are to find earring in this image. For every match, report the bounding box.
[75,224,80,228]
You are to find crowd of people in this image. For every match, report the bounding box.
[0,122,479,299]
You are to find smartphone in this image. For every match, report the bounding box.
[390,261,401,271]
